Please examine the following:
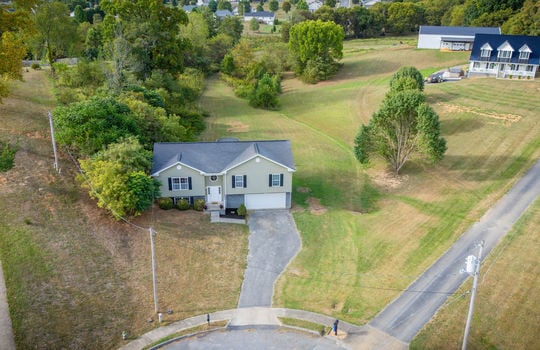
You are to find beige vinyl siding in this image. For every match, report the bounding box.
[227,157,292,194]
[154,164,205,198]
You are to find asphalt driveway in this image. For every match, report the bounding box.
[237,210,301,308]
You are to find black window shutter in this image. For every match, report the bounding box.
[280,174,284,186]
[243,175,247,188]
[232,175,236,188]
[188,177,192,190]
[269,174,272,187]
[168,178,172,190]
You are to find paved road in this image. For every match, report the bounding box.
[236,210,301,308]
[0,261,16,350]
[370,158,540,342]
[164,326,347,350]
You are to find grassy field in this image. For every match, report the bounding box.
[200,36,540,343]
[0,71,248,349]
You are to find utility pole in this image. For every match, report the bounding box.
[462,240,484,350]
[47,112,59,172]
[149,227,159,314]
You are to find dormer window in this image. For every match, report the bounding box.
[497,41,514,60]
[519,44,531,60]
[480,43,492,58]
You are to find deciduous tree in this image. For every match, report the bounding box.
[79,137,160,218]
[0,32,27,101]
[101,0,189,80]
[288,19,344,82]
[32,1,79,75]
[354,89,446,174]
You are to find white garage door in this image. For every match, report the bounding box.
[245,193,286,210]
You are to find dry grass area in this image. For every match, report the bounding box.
[0,71,248,349]
[411,199,540,349]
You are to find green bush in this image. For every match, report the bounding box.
[31,63,41,70]
[237,204,247,216]
[0,142,17,172]
[193,198,205,211]
[157,197,174,210]
[176,199,190,210]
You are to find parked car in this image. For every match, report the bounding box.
[425,72,444,83]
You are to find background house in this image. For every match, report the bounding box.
[151,140,295,210]
[244,11,275,25]
[417,26,501,51]
[468,34,540,80]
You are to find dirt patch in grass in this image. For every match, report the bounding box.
[226,120,250,132]
[306,197,327,215]
[371,171,409,190]
[438,103,522,125]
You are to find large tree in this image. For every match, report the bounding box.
[354,68,446,175]
[0,32,27,101]
[288,19,344,83]
[32,1,79,74]
[79,137,160,219]
[53,96,139,155]
[101,0,189,80]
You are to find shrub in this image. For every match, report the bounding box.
[157,197,174,210]
[176,199,190,210]
[0,141,17,172]
[237,204,247,216]
[193,198,205,211]
[31,63,41,70]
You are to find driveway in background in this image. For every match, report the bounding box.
[237,210,301,308]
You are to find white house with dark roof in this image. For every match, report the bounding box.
[417,26,501,50]
[468,34,540,80]
[151,140,295,210]
[244,11,274,25]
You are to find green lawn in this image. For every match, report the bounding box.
[201,36,540,337]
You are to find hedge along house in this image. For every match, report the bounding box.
[151,140,296,211]
[468,34,540,80]
[417,25,501,51]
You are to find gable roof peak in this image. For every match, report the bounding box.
[497,40,514,51]
[519,44,532,52]
[480,42,492,50]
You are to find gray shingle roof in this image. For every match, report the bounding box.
[151,140,295,175]
[419,25,500,36]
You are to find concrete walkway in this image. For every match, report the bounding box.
[118,307,407,350]
[0,261,16,350]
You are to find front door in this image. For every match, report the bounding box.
[207,186,222,203]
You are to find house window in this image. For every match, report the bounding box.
[235,176,244,188]
[210,175,218,182]
[231,175,247,188]
[497,50,512,59]
[171,177,190,190]
[480,48,491,57]
[473,62,480,69]
[510,64,516,71]
[519,51,530,60]
[269,173,284,187]
[526,65,534,72]
[489,63,495,69]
